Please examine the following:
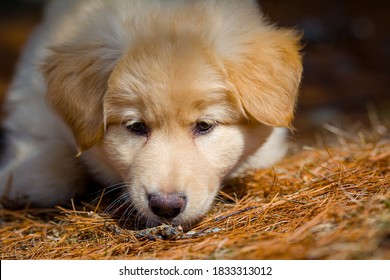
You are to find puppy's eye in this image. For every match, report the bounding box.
[126,121,148,136]
[194,121,215,135]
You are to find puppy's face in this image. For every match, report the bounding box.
[43,26,302,227]
[102,39,250,226]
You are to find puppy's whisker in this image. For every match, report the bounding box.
[135,206,153,229]
[88,183,127,206]
[120,203,137,229]
[118,198,134,220]
[135,212,144,230]
[214,195,229,205]
[104,192,129,215]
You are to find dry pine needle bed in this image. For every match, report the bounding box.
[1,126,389,259]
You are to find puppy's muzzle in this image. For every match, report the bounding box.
[148,193,187,220]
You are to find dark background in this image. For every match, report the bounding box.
[1,0,389,142]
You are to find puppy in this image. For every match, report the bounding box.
[0,0,302,227]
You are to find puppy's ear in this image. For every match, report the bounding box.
[42,45,119,152]
[224,28,302,128]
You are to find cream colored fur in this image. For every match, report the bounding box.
[0,0,302,227]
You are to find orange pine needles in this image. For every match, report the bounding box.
[1,126,389,259]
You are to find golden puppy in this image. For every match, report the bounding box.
[0,0,302,227]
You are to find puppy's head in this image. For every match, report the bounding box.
[43,14,302,227]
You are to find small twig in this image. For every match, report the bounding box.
[214,205,260,222]
[94,189,105,213]
[71,199,77,215]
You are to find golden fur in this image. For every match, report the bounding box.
[1,0,302,227]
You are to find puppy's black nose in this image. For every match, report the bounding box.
[148,193,187,219]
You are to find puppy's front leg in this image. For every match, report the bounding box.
[0,133,86,207]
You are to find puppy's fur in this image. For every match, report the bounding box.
[0,0,302,227]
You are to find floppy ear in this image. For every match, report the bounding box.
[42,44,120,152]
[224,28,303,128]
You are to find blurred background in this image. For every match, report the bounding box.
[0,0,389,143]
